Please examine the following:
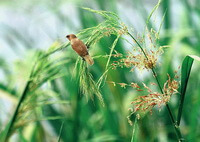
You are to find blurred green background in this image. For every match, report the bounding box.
[0,0,200,141]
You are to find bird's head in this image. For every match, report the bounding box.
[66,34,77,41]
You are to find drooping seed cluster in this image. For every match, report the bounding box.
[111,29,166,71]
[129,74,179,116]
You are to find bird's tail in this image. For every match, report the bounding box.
[83,55,94,65]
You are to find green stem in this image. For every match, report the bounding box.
[57,121,65,142]
[73,92,81,142]
[5,81,31,141]
[131,116,139,142]
[4,61,37,141]
[128,32,184,141]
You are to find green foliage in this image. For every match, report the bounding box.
[0,47,69,141]
[130,116,139,142]
[0,0,200,141]
[78,7,128,47]
[177,55,200,125]
[78,60,104,105]
[72,8,128,105]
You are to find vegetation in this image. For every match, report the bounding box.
[0,0,200,141]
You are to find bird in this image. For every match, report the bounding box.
[66,34,94,65]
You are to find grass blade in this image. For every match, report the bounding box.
[57,121,65,142]
[0,122,10,142]
[146,0,162,26]
[177,55,200,126]
[131,116,139,142]
[4,81,31,141]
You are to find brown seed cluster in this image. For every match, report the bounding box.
[131,93,164,114]
[108,28,179,118]
[111,50,162,71]
[111,46,165,72]
[163,74,179,96]
[99,22,128,37]
[111,28,166,71]
[129,75,179,115]
[108,81,142,91]
[117,22,128,35]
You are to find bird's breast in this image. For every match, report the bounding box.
[71,39,88,57]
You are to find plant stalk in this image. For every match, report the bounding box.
[5,81,31,141]
[4,60,37,141]
[128,32,184,141]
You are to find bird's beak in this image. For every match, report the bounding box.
[66,35,70,39]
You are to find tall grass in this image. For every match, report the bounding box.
[0,0,200,141]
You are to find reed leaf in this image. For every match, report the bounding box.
[177,55,200,126]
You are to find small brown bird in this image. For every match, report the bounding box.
[66,34,94,65]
